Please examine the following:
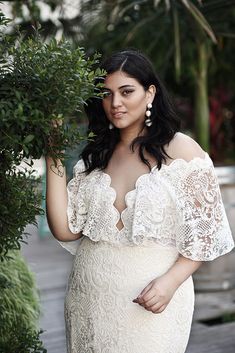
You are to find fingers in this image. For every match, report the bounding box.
[135,282,157,304]
[138,295,163,312]
[148,303,167,314]
[133,288,168,314]
[141,300,167,314]
[142,295,157,307]
[133,278,170,314]
[133,297,167,314]
[51,116,63,128]
[138,282,153,298]
[136,291,155,304]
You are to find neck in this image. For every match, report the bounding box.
[118,125,147,149]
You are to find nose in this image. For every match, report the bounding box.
[111,93,122,108]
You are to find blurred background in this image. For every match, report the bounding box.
[1,1,235,353]
[1,0,235,163]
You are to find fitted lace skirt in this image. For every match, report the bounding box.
[64,236,194,353]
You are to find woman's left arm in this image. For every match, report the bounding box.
[133,256,202,314]
[134,133,233,313]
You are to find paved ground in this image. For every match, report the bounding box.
[21,223,235,353]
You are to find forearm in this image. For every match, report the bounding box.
[45,156,82,241]
[164,255,203,288]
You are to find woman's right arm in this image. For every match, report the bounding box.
[45,156,83,242]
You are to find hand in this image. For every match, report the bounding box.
[51,116,63,128]
[132,274,179,314]
[47,115,64,150]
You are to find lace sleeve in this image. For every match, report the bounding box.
[175,156,234,261]
[58,159,87,255]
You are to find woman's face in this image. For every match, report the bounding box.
[102,70,155,130]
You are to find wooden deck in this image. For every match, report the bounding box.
[21,224,235,353]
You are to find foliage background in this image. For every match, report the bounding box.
[3,0,234,163]
[0,0,235,350]
[0,6,103,351]
[0,10,102,255]
[0,251,46,353]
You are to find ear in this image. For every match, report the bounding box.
[146,84,156,103]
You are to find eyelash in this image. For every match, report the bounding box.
[103,92,111,98]
[122,90,134,96]
[103,90,134,98]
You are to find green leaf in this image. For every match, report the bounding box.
[23,135,35,144]
[182,0,217,43]
[15,90,21,100]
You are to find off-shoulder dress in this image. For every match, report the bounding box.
[59,152,234,353]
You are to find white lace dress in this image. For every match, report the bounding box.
[59,153,234,353]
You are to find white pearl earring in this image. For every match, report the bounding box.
[145,103,152,127]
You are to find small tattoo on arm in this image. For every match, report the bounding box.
[50,164,65,177]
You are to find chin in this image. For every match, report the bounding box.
[120,121,143,130]
[112,120,127,128]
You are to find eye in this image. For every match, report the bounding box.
[122,89,134,96]
[102,91,111,98]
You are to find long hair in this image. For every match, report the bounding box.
[81,49,181,174]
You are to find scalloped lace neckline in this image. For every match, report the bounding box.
[96,152,210,233]
[99,164,158,232]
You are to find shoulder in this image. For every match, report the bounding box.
[165,132,206,164]
[73,159,86,175]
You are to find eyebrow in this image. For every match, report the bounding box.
[103,85,136,91]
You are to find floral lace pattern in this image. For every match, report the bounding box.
[60,153,234,261]
[64,237,195,353]
[59,153,234,353]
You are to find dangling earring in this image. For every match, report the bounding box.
[109,122,114,130]
[145,103,152,127]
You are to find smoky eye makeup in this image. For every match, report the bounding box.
[121,88,135,95]
[101,84,136,97]
[101,88,112,97]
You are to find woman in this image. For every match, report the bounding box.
[46,49,234,353]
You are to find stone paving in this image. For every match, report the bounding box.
[21,224,235,353]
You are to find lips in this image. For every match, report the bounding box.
[112,111,126,118]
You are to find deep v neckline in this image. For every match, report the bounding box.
[90,153,209,233]
[99,164,158,232]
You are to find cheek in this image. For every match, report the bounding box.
[128,94,147,113]
[102,100,109,114]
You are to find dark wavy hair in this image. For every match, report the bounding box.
[81,49,181,174]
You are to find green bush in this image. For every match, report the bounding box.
[0,9,104,352]
[0,169,43,259]
[0,30,103,164]
[0,251,46,353]
[0,12,104,255]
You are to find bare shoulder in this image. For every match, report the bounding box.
[165,132,206,163]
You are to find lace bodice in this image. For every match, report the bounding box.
[60,153,234,260]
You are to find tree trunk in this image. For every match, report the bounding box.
[194,40,210,152]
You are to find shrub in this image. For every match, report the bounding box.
[0,251,46,353]
[0,14,104,255]
[0,10,104,352]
